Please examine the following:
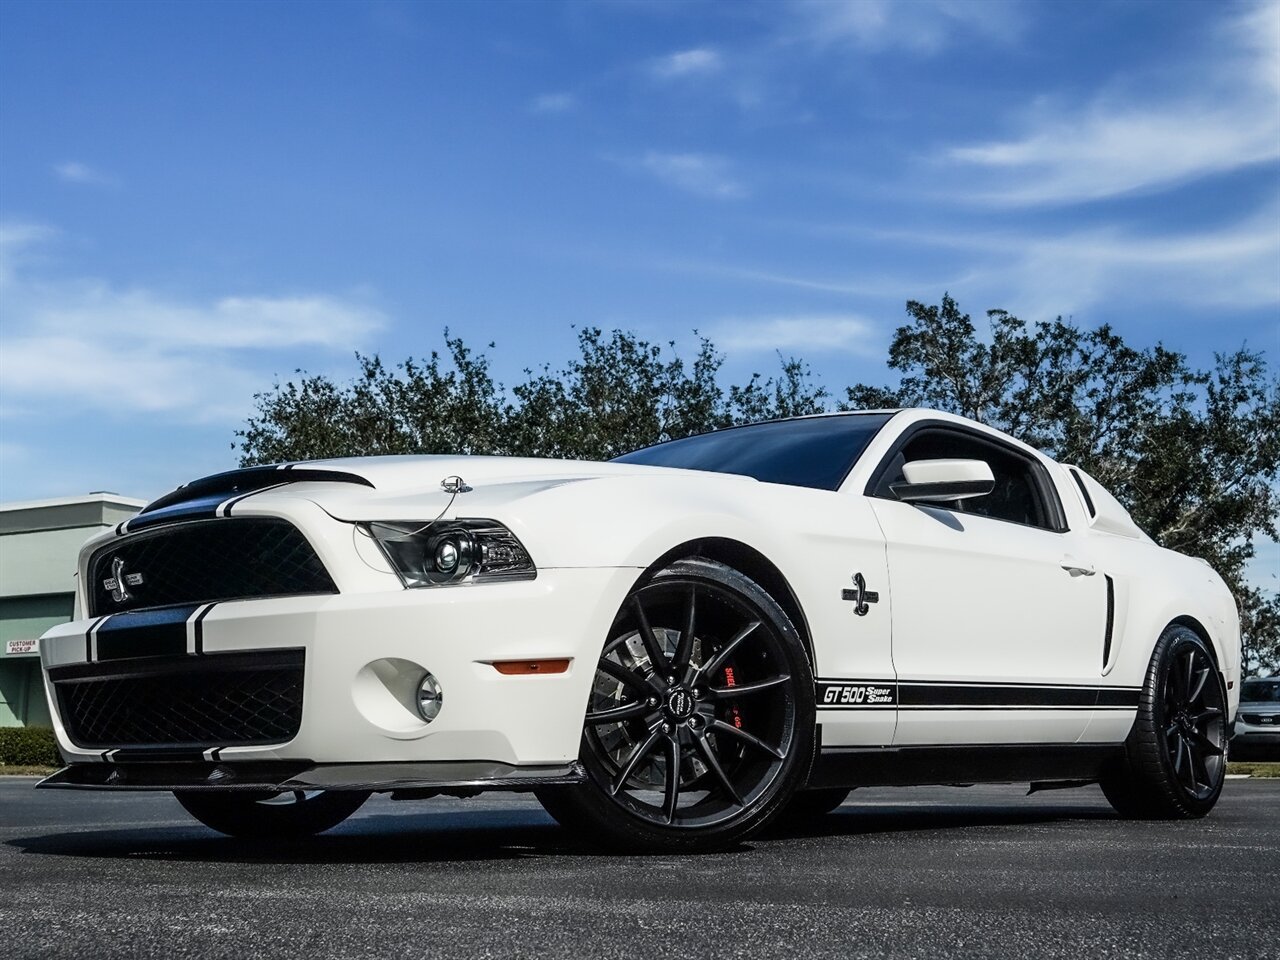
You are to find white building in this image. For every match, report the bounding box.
[0,494,145,727]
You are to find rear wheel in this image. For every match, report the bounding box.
[538,558,815,851]
[175,789,370,839]
[1100,624,1227,819]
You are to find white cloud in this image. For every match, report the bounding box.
[0,222,57,284]
[0,224,385,421]
[646,252,909,298]
[708,315,879,355]
[944,2,1280,205]
[1228,0,1280,97]
[863,199,1280,319]
[649,47,723,79]
[18,286,382,351]
[53,161,116,186]
[786,0,1024,54]
[0,336,264,419]
[636,152,746,199]
[530,92,577,114]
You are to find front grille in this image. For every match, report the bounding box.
[1241,713,1276,726]
[87,518,336,616]
[51,651,305,749]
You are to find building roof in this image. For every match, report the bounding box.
[0,493,146,537]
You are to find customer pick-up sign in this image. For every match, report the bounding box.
[5,639,38,655]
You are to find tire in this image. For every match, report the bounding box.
[175,789,370,839]
[538,558,816,852]
[1100,623,1228,820]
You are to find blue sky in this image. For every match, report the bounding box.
[1,0,1277,521]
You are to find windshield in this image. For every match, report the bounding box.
[1241,680,1280,704]
[614,413,894,491]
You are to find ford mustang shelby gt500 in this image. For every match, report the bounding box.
[37,410,1241,850]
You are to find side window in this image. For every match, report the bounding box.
[873,429,1058,530]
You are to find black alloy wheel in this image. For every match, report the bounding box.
[1101,624,1227,819]
[538,558,815,851]
[1160,641,1228,800]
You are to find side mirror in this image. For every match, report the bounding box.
[890,458,995,504]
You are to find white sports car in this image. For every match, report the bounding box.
[38,409,1241,850]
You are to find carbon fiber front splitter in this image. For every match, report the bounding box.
[36,759,586,793]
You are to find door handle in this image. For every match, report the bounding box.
[1061,556,1096,577]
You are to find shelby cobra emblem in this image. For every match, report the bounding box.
[37,409,1240,852]
[102,556,143,604]
[841,571,880,616]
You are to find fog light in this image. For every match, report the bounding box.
[416,672,444,722]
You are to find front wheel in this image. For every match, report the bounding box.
[538,558,816,852]
[1100,624,1228,819]
[175,789,370,839]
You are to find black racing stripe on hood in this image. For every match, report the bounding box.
[131,465,375,532]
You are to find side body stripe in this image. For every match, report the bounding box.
[816,678,1142,711]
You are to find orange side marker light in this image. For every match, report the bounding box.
[491,659,571,676]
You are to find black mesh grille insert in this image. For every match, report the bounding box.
[51,651,305,749]
[88,518,336,616]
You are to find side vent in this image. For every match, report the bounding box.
[1102,574,1115,669]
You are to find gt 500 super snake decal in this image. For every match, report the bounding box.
[818,681,896,707]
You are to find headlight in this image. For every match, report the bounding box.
[362,519,536,587]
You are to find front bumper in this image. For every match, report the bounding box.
[39,566,638,776]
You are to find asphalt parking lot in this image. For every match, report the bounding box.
[1,778,1276,960]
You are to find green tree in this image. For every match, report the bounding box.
[502,328,729,460]
[844,295,1280,674]
[235,334,504,463]
[236,327,822,464]
[728,356,829,424]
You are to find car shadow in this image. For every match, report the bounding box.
[6,797,1119,865]
[6,808,573,864]
[759,799,1117,841]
